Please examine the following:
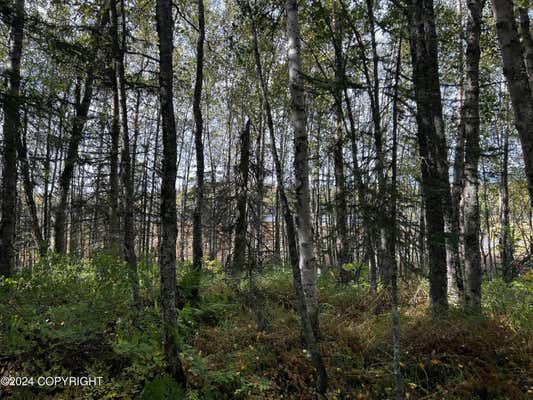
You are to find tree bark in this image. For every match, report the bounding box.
[156,0,187,385]
[232,119,251,273]
[253,116,265,268]
[250,2,327,393]
[448,0,466,304]
[69,166,82,258]
[207,120,218,261]
[109,58,121,248]
[518,7,533,90]
[492,0,533,204]
[287,0,321,332]
[179,137,192,263]
[92,125,105,251]
[47,108,65,248]
[406,0,449,309]
[462,0,483,310]
[42,112,54,250]
[332,1,350,281]
[147,110,160,255]
[0,0,24,276]
[390,38,405,400]
[191,0,205,300]
[500,123,513,281]
[364,0,391,284]
[110,0,141,307]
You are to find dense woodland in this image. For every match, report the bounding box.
[0,0,532,398]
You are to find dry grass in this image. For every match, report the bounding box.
[191,274,532,399]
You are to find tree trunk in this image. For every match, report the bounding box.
[332,1,350,281]
[418,195,427,269]
[191,0,205,300]
[345,0,384,287]
[500,124,513,281]
[462,0,483,310]
[156,0,187,385]
[47,109,65,248]
[147,110,160,255]
[92,127,105,252]
[54,70,94,254]
[344,90,376,291]
[448,0,466,305]
[139,112,149,256]
[273,188,281,262]
[250,1,327,392]
[109,63,121,248]
[313,121,324,268]
[42,112,54,250]
[492,0,533,203]
[518,7,533,89]
[529,208,533,256]
[0,0,24,276]
[287,0,320,332]
[207,120,218,261]
[481,159,494,270]
[364,0,390,284]
[390,38,405,400]
[69,166,82,258]
[407,0,449,309]
[232,119,251,273]
[18,108,46,256]
[253,117,265,268]
[179,137,192,263]
[110,0,140,307]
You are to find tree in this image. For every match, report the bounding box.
[462,0,484,310]
[406,0,449,308]
[448,0,467,303]
[390,37,405,400]
[17,108,46,256]
[332,0,350,281]
[156,0,187,385]
[286,0,328,394]
[518,6,533,89]
[492,0,533,204]
[364,0,390,284]
[232,119,251,273]
[0,0,24,276]
[53,69,94,254]
[500,122,513,281]
[192,0,205,300]
[287,0,318,333]
[110,0,140,307]
[108,13,121,249]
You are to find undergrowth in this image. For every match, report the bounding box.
[0,254,531,399]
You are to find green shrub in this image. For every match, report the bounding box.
[482,271,533,332]
[141,374,186,400]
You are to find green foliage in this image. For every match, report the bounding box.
[339,261,369,284]
[1,259,531,399]
[0,253,128,352]
[141,375,186,400]
[483,271,533,332]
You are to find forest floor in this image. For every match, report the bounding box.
[0,254,532,400]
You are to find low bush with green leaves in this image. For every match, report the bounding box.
[482,270,533,332]
[1,256,531,399]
